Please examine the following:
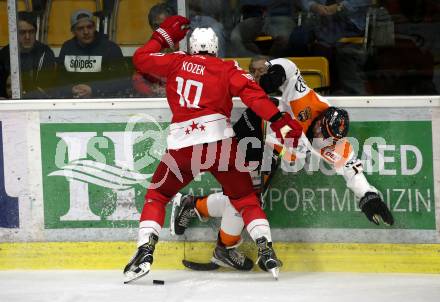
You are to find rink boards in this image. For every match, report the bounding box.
[1,97,440,272]
[1,241,440,273]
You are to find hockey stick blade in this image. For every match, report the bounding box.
[182,259,220,271]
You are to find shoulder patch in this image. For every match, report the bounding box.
[241,73,254,81]
[297,106,312,122]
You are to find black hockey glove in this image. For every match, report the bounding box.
[359,192,394,226]
[260,64,286,94]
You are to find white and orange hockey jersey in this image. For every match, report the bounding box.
[264,58,377,199]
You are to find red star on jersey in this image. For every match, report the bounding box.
[200,124,206,131]
[190,121,199,131]
[185,128,190,135]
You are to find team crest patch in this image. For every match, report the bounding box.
[297,106,312,122]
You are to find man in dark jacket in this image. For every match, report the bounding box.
[57,9,129,98]
[0,11,56,98]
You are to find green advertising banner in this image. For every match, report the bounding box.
[265,121,435,229]
[40,122,219,229]
[41,121,435,230]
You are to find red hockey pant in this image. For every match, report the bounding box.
[140,138,266,227]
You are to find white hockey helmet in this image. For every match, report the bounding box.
[189,27,218,56]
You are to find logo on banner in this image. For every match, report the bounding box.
[41,118,168,228]
[41,118,435,231]
[0,122,19,228]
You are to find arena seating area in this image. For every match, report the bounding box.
[0,0,165,48]
[0,0,330,90]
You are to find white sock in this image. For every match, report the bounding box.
[246,219,272,242]
[138,220,162,247]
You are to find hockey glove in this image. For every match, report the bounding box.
[152,15,190,48]
[359,192,394,226]
[260,65,286,94]
[270,113,303,148]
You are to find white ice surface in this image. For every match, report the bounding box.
[0,270,439,302]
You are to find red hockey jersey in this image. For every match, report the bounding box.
[133,40,279,149]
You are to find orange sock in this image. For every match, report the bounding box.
[219,229,241,247]
[195,196,209,218]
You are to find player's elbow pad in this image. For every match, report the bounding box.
[342,159,377,197]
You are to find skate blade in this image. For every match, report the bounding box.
[123,262,151,284]
[269,267,279,280]
[170,193,182,236]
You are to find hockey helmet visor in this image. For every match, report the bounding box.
[320,107,349,139]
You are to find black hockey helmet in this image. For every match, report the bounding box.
[320,107,349,139]
[259,64,286,94]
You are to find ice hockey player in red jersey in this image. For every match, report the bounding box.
[171,58,395,272]
[123,16,304,283]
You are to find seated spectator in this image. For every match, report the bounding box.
[57,9,129,98]
[165,0,229,57]
[132,3,174,97]
[297,0,372,95]
[229,0,297,57]
[248,55,269,83]
[148,3,176,37]
[187,0,228,57]
[132,73,166,97]
[0,11,56,98]
[365,0,438,95]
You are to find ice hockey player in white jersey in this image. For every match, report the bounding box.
[171,58,394,271]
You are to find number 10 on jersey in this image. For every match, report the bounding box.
[176,76,203,108]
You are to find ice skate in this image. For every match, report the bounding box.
[171,194,201,235]
[255,237,282,280]
[211,241,254,271]
[123,233,158,284]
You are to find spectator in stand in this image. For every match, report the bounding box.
[132,3,175,97]
[249,55,269,83]
[165,0,229,57]
[57,9,129,98]
[296,0,372,95]
[132,73,166,97]
[229,0,297,57]
[366,0,439,94]
[0,11,56,98]
[186,0,228,57]
[148,3,176,34]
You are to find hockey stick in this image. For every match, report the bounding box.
[260,118,285,201]
[171,195,222,271]
[182,123,286,272]
[260,147,284,197]
[181,157,284,272]
[182,259,220,271]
